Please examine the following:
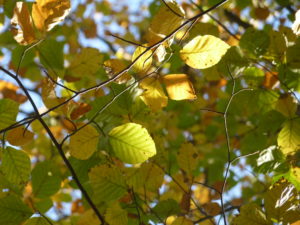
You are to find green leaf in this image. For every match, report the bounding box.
[105,202,128,225]
[31,161,61,198]
[2,147,31,186]
[151,199,181,222]
[89,165,126,203]
[180,35,230,69]
[232,203,271,225]
[109,122,157,164]
[38,39,64,70]
[243,67,265,87]
[24,217,50,225]
[240,27,270,57]
[0,99,19,130]
[278,119,300,155]
[0,195,33,225]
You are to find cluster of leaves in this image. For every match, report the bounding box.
[0,0,300,224]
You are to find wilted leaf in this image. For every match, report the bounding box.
[69,125,99,160]
[140,77,168,112]
[180,35,230,69]
[11,2,36,45]
[109,123,156,164]
[104,59,131,84]
[32,0,71,32]
[6,127,34,146]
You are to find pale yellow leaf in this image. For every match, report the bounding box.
[7,127,34,146]
[32,0,71,32]
[11,2,36,45]
[180,35,230,69]
[103,59,131,84]
[146,0,185,44]
[292,10,300,36]
[163,74,197,100]
[132,46,152,74]
[69,125,99,160]
[140,77,168,112]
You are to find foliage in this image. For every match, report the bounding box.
[0,0,300,224]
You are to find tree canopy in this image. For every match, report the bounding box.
[0,0,300,224]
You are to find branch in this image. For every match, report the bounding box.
[224,10,252,29]
[0,67,107,225]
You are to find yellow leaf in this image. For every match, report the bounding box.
[146,0,185,44]
[77,209,100,225]
[278,119,300,155]
[171,217,193,225]
[6,127,34,146]
[103,59,131,84]
[163,74,197,100]
[180,35,230,69]
[11,2,36,45]
[275,94,297,118]
[140,77,168,112]
[105,202,128,225]
[32,0,71,32]
[132,46,152,74]
[69,125,99,160]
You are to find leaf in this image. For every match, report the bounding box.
[32,0,71,32]
[180,35,230,69]
[275,94,297,117]
[152,199,181,222]
[0,195,33,225]
[105,202,128,225]
[139,77,168,112]
[278,119,300,155]
[103,59,131,84]
[171,216,193,225]
[24,217,50,225]
[89,165,126,203]
[109,122,156,164]
[146,0,185,44]
[77,209,101,225]
[0,98,19,130]
[11,2,36,45]
[163,74,197,100]
[292,10,300,36]
[0,80,27,103]
[202,202,221,216]
[31,161,61,198]
[264,179,300,224]
[232,203,271,225]
[38,39,64,70]
[177,143,199,175]
[132,46,153,73]
[69,124,99,160]
[6,127,34,146]
[2,147,31,186]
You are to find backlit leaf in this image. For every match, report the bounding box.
[32,0,71,32]
[89,164,126,203]
[104,59,131,84]
[275,94,297,117]
[278,119,300,155]
[69,124,99,160]
[105,202,128,225]
[171,216,193,225]
[163,74,197,100]
[109,122,156,164]
[132,46,152,73]
[6,127,34,146]
[0,195,33,225]
[180,35,230,69]
[292,10,300,36]
[177,143,199,175]
[11,2,36,45]
[140,77,168,112]
[232,203,271,225]
[24,217,50,225]
[77,209,100,225]
[2,147,31,185]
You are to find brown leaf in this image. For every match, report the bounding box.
[7,127,34,146]
[202,202,221,216]
[0,80,27,103]
[70,102,92,120]
[11,2,36,45]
